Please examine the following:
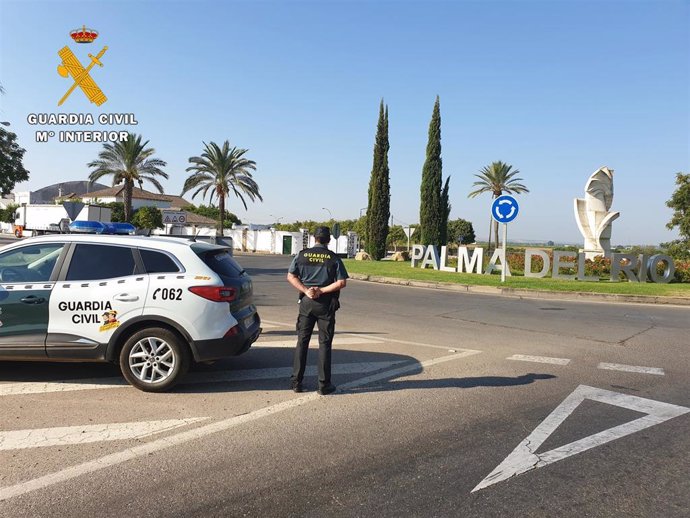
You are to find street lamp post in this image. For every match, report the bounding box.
[321,207,333,221]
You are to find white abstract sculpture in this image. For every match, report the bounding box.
[574,166,620,259]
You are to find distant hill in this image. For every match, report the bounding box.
[30,181,109,203]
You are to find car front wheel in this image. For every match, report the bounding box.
[119,327,190,392]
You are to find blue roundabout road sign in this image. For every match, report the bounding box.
[492,195,520,224]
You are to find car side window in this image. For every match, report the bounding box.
[0,243,65,283]
[140,249,181,273]
[66,244,136,281]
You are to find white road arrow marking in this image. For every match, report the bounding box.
[472,385,689,492]
[0,361,407,396]
[0,418,208,451]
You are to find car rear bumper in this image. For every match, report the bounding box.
[192,313,262,362]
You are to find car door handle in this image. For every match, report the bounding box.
[21,295,46,304]
[114,294,139,302]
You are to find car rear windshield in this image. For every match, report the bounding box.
[197,249,244,278]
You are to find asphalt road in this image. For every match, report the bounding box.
[0,253,688,517]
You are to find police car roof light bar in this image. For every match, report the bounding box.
[68,220,136,235]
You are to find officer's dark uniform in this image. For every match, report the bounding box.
[288,236,348,392]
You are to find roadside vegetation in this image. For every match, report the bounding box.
[343,259,690,297]
[182,140,262,235]
[87,133,168,222]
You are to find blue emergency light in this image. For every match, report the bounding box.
[105,222,136,235]
[68,221,136,235]
[69,220,106,234]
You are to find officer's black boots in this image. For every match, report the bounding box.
[318,383,336,396]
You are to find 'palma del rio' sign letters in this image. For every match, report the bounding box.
[410,245,676,284]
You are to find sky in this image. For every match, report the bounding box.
[0,0,688,245]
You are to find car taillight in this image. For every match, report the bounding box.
[224,325,240,337]
[188,286,237,302]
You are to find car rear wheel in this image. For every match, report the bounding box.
[119,327,190,392]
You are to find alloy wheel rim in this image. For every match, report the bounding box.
[129,337,176,384]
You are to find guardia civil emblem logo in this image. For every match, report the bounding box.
[56,25,108,106]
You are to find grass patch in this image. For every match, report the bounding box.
[343,259,690,298]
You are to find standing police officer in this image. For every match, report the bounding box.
[287,226,348,395]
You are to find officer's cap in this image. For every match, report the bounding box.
[314,226,331,242]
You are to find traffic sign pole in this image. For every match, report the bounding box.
[491,195,520,284]
[502,223,508,283]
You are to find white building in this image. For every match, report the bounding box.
[80,186,190,211]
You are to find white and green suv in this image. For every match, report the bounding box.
[0,234,261,391]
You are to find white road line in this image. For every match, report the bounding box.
[0,361,407,396]
[0,378,128,396]
[0,419,208,451]
[339,349,482,390]
[260,320,467,352]
[186,362,406,384]
[597,363,665,375]
[260,319,292,327]
[0,349,481,501]
[259,322,279,329]
[343,333,464,352]
[473,385,689,492]
[253,336,384,348]
[507,354,571,365]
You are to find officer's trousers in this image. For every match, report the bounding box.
[291,297,336,387]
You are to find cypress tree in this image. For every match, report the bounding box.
[440,175,451,245]
[420,96,443,245]
[366,100,390,260]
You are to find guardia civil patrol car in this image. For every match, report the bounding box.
[0,230,261,391]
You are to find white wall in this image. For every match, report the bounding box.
[275,231,304,255]
[153,226,217,237]
[306,235,348,254]
[81,196,171,210]
[82,195,118,205]
[256,231,273,252]
[220,229,351,255]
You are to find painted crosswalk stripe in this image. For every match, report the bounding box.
[597,363,665,375]
[507,354,571,365]
[253,336,384,348]
[0,349,482,502]
[0,418,208,451]
[0,361,407,396]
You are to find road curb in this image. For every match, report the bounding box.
[348,273,690,306]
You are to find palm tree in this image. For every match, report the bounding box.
[87,133,168,222]
[182,141,262,234]
[468,161,528,250]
